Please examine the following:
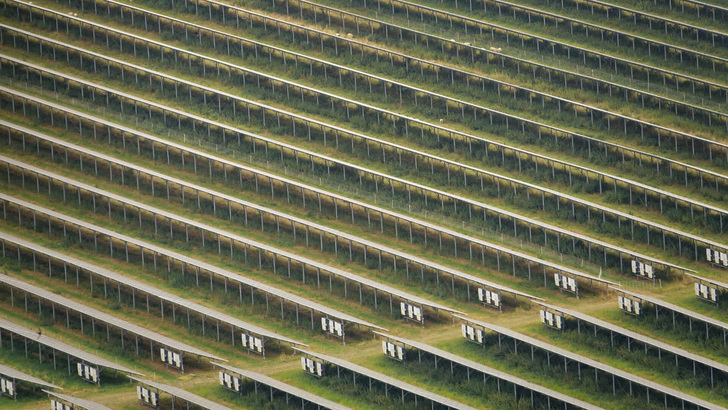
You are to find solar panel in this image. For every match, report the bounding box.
[0,317,142,378]
[294,347,477,410]
[0,363,60,393]
[0,52,701,277]
[130,377,230,410]
[0,232,304,350]
[373,333,600,409]
[456,315,722,410]
[69,0,728,151]
[0,133,540,307]
[0,193,386,334]
[0,271,225,364]
[213,362,351,410]
[42,390,111,410]
[9,7,724,255]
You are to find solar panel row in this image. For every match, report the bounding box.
[271,0,728,99]
[0,271,226,363]
[536,301,728,389]
[456,316,722,410]
[0,87,607,300]
[0,123,540,307]
[294,347,479,410]
[0,154,463,325]
[23,0,728,191]
[7,7,728,241]
[0,55,700,279]
[0,192,387,336]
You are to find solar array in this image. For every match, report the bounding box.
[11,2,728,196]
[536,301,728,388]
[294,347,478,410]
[374,331,603,410]
[98,0,728,137]
[456,315,722,410]
[213,362,351,410]
[42,390,111,410]
[0,121,542,304]
[0,0,726,406]
[0,146,520,312]
[0,317,142,379]
[0,76,696,285]
[0,232,306,352]
[0,271,226,364]
[59,0,728,148]
[0,89,597,302]
[3,20,726,267]
[0,155,463,326]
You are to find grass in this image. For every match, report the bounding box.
[1,0,725,407]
